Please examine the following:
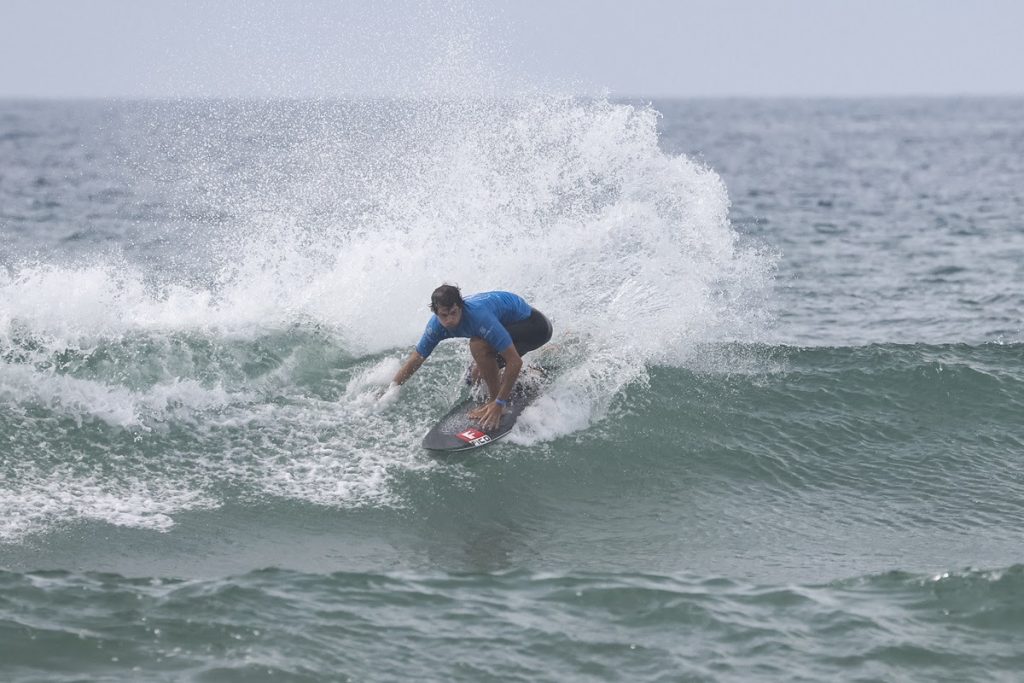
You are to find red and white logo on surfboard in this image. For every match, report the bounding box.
[456,428,491,445]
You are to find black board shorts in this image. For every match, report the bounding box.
[504,308,552,356]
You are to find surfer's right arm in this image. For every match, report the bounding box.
[391,315,443,388]
[392,350,426,386]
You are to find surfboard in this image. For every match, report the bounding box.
[421,383,538,452]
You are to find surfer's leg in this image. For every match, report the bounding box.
[463,361,482,386]
[469,337,501,400]
[505,309,553,394]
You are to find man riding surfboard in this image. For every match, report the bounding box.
[391,284,552,430]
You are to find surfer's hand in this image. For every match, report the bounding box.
[469,401,504,431]
[376,382,400,407]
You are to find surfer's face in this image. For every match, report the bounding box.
[436,304,462,329]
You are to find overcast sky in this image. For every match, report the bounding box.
[1,0,1022,98]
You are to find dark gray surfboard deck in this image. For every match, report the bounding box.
[421,384,539,452]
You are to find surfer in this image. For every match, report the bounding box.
[391,284,552,430]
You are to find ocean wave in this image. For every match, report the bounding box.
[1,339,1022,542]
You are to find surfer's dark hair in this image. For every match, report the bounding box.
[430,284,464,312]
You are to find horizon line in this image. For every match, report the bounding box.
[2,91,1023,102]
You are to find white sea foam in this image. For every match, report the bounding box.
[0,362,243,428]
[0,465,219,543]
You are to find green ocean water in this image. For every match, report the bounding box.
[2,97,1024,681]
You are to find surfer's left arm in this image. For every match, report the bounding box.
[470,344,522,430]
